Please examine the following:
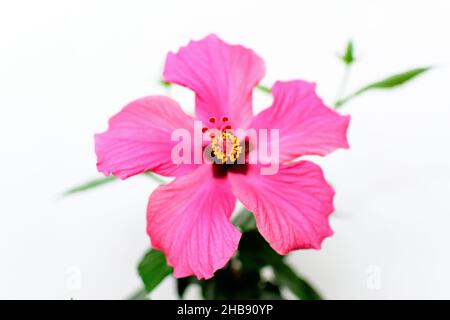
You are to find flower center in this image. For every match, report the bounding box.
[211,131,242,164]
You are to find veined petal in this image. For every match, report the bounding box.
[228,161,334,254]
[164,34,265,129]
[250,80,350,161]
[95,96,198,179]
[147,165,240,279]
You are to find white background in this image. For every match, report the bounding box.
[1,0,450,299]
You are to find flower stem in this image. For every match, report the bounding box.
[334,64,351,109]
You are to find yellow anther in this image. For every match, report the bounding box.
[211,131,242,164]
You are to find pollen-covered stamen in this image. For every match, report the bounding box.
[211,131,242,164]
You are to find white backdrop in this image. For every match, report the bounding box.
[1,0,449,299]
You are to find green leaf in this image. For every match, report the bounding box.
[62,175,116,196]
[199,264,262,299]
[159,79,171,87]
[138,249,172,293]
[233,208,256,232]
[339,40,354,65]
[127,287,149,300]
[336,66,431,108]
[238,231,282,271]
[176,276,197,299]
[257,84,271,94]
[62,171,165,197]
[273,262,322,300]
[260,281,283,300]
[142,171,166,184]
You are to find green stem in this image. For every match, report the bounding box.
[334,64,351,109]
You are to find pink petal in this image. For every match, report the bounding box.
[250,80,350,161]
[147,165,241,279]
[164,34,265,129]
[228,161,334,254]
[95,96,198,179]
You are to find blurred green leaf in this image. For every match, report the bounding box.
[62,175,116,196]
[127,287,149,300]
[62,171,165,197]
[138,249,172,293]
[176,276,197,299]
[142,171,166,184]
[257,84,271,94]
[273,262,322,300]
[199,264,262,299]
[159,79,171,87]
[336,66,431,108]
[233,208,256,232]
[260,281,283,300]
[238,231,282,271]
[339,40,354,65]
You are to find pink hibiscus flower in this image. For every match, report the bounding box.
[95,34,350,279]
